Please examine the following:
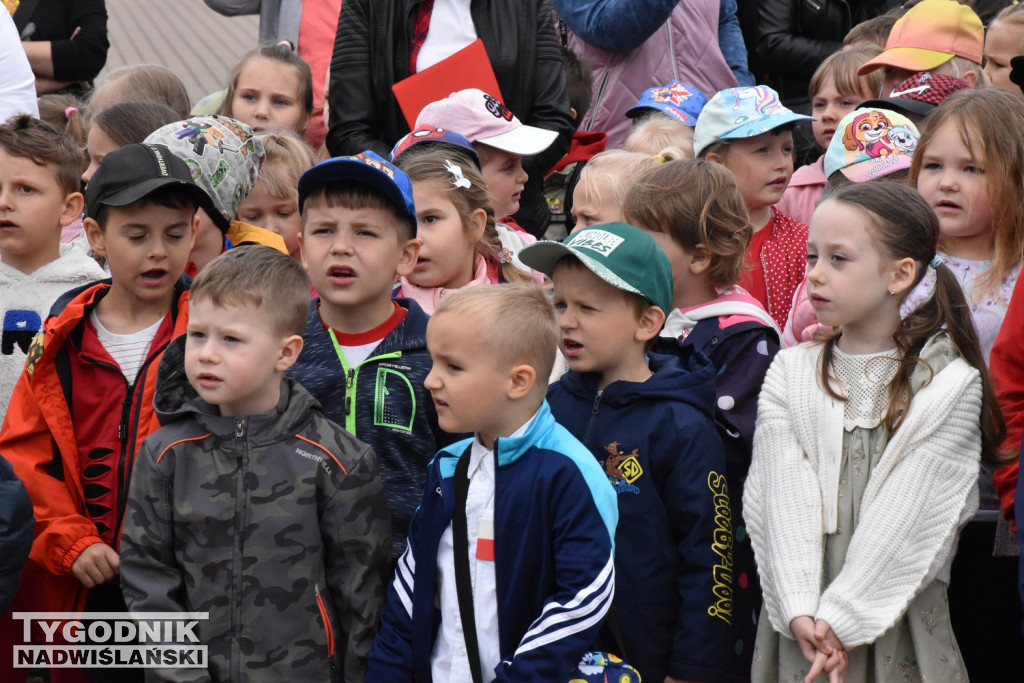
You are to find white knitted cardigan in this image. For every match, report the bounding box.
[743,342,982,647]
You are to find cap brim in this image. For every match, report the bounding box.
[840,154,913,183]
[857,47,953,75]
[476,124,558,156]
[857,97,934,118]
[298,158,415,232]
[94,178,220,228]
[625,104,697,126]
[718,111,817,140]
[517,240,646,300]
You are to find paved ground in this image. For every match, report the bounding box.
[98,0,259,105]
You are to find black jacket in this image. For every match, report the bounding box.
[14,0,109,82]
[0,454,33,615]
[326,0,575,236]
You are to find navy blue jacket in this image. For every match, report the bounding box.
[548,350,741,682]
[0,453,33,614]
[288,298,456,558]
[367,402,617,682]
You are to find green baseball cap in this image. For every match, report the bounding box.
[519,222,674,315]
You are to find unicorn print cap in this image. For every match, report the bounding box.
[823,108,920,182]
[693,86,815,157]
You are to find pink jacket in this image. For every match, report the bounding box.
[776,158,826,228]
[567,0,739,148]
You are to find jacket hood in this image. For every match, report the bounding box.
[154,335,322,442]
[557,348,718,420]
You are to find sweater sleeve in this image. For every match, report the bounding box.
[743,351,824,637]
[550,0,679,53]
[816,368,983,647]
[47,0,109,82]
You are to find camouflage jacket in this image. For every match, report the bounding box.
[120,337,392,683]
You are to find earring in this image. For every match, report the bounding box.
[889,288,897,296]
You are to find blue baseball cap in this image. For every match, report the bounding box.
[390,125,482,170]
[297,151,417,233]
[626,81,708,126]
[693,86,815,157]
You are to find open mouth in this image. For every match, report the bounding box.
[141,269,167,284]
[0,219,17,229]
[327,264,356,283]
[562,338,583,357]
[935,199,962,212]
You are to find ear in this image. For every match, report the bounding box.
[960,69,979,88]
[84,217,106,258]
[275,334,304,372]
[59,192,85,228]
[467,208,487,244]
[188,214,200,251]
[635,305,667,343]
[705,150,726,165]
[688,244,713,275]
[570,107,578,121]
[506,362,537,401]
[890,256,917,296]
[395,237,422,277]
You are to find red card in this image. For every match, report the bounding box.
[393,40,503,129]
[476,518,495,561]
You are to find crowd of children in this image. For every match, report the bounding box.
[3,0,1024,681]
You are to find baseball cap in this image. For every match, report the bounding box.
[858,0,983,76]
[415,88,557,156]
[85,143,220,222]
[823,108,921,182]
[693,86,815,158]
[858,71,971,118]
[145,115,266,233]
[518,222,673,315]
[297,151,417,233]
[390,125,482,169]
[626,81,708,126]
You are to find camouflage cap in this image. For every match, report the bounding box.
[145,115,266,232]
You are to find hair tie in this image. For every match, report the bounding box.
[277,39,294,50]
[653,154,667,163]
[444,159,471,189]
[64,106,78,119]
[498,247,513,264]
[930,254,945,269]
[899,254,945,320]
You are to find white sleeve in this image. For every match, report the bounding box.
[0,13,39,121]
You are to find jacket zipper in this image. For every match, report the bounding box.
[666,22,678,80]
[585,71,611,131]
[231,417,247,683]
[341,350,404,436]
[315,584,337,677]
[582,390,604,448]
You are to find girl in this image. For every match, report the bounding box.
[394,146,534,314]
[217,44,313,136]
[85,64,191,121]
[235,130,318,261]
[622,117,695,158]
[571,150,666,232]
[745,181,1005,683]
[984,4,1024,95]
[83,100,180,185]
[623,158,780,679]
[36,93,86,147]
[776,44,882,226]
[909,87,1024,361]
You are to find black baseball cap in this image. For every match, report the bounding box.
[85,143,220,221]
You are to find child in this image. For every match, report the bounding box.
[0,116,105,419]
[120,246,391,681]
[570,150,664,232]
[235,130,318,261]
[85,64,192,121]
[622,118,695,158]
[777,45,883,226]
[416,88,557,225]
[908,86,1024,680]
[145,115,288,273]
[217,43,314,136]
[623,159,781,673]
[625,80,709,128]
[36,93,87,147]
[393,146,535,313]
[984,4,1024,95]
[696,85,814,328]
[287,151,455,559]
[367,283,617,681]
[522,224,733,682]
[745,181,1005,682]
[0,142,217,677]
[83,101,181,185]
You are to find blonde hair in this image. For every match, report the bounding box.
[809,44,884,101]
[217,44,314,133]
[908,88,1024,293]
[576,150,666,215]
[254,130,317,199]
[623,158,751,288]
[397,147,533,284]
[947,56,988,86]
[623,117,695,157]
[434,283,558,382]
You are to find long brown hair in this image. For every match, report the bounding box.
[908,88,1024,294]
[816,182,1006,466]
[217,44,314,132]
[396,146,533,284]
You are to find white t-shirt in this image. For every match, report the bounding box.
[91,312,163,384]
[0,12,39,121]
[416,0,477,73]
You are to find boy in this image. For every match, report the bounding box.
[287,151,452,558]
[367,284,617,682]
[0,142,216,676]
[120,246,391,681]
[520,223,735,682]
[695,85,814,328]
[0,115,105,418]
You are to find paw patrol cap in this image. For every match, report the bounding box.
[858,0,983,75]
[824,108,920,182]
[519,222,674,316]
[416,88,557,156]
[693,86,815,157]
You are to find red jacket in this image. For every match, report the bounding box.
[757,207,809,329]
[989,274,1024,523]
[0,278,189,612]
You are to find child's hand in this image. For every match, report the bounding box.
[789,616,822,664]
[71,544,119,587]
[803,619,848,683]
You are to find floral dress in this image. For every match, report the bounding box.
[751,336,969,682]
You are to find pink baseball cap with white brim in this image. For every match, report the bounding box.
[415,88,557,156]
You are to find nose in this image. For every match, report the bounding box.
[424,365,440,390]
[514,162,528,185]
[329,231,354,255]
[254,98,270,119]
[82,161,98,186]
[557,306,577,331]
